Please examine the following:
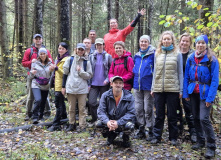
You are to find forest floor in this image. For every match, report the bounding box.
[0,79,221,159]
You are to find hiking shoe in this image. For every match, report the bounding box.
[151,138,161,144]
[66,124,76,131]
[171,139,177,146]
[191,143,205,150]
[122,134,131,148]
[134,131,146,139]
[24,115,31,121]
[106,133,117,146]
[190,134,197,143]
[48,126,61,132]
[204,148,215,158]
[33,119,39,124]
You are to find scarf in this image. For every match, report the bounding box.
[162,44,174,51]
[195,49,207,59]
[139,46,150,58]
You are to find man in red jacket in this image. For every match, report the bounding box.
[104,9,145,58]
[22,34,53,121]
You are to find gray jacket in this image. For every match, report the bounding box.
[97,89,136,126]
[89,51,112,85]
[30,60,53,90]
[63,54,93,94]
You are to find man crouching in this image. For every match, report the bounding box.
[96,76,135,147]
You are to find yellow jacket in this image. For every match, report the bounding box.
[55,56,69,91]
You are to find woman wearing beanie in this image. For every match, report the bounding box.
[48,42,70,132]
[62,43,93,132]
[88,38,112,124]
[183,35,219,158]
[29,48,56,124]
[108,41,134,91]
[151,31,183,146]
[133,35,155,140]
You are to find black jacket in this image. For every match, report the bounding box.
[97,88,135,126]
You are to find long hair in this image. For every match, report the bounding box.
[37,55,50,65]
[179,32,193,49]
[207,48,217,62]
[156,31,178,56]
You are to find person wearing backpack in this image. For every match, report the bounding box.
[22,34,53,121]
[29,48,56,124]
[88,38,112,124]
[133,35,155,140]
[183,35,219,158]
[108,41,134,91]
[62,43,93,132]
[48,42,69,132]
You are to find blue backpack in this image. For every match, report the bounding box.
[69,56,87,73]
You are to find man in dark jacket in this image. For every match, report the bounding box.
[96,76,135,147]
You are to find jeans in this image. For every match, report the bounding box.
[32,88,49,120]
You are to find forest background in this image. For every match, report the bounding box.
[0,0,221,159]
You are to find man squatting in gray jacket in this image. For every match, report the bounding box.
[96,76,136,147]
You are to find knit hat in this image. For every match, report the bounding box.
[77,43,86,50]
[139,35,150,43]
[195,35,208,45]
[38,48,48,56]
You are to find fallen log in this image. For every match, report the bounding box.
[0,118,68,133]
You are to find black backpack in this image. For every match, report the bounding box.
[113,56,134,87]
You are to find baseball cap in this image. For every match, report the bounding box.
[95,38,104,45]
[111,76,124,83]
[77,43,86,50]
[33,34,43,39]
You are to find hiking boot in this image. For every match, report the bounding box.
[171,139,177,146]
[24,115,31,121]
[134,131,146,139]
[204,148,215,158]
[146,134,154,141]
[151,138,161,144]
[190,134,197,143]
[191,143,205,150]
[66,124,76,131]
[33,119,39,124]
[106,133,117,146]
[47,126,61,132]
[122,134,131,148]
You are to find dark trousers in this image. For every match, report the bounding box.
[177,98,196,134]
[32,88,49,120]
[190,93,216,149]
[53,91,67,126]
[153,92,179,141]
[88,85,109,122]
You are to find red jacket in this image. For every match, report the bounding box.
[108,51,134,90]
[104,24,134,58]
[22,45,53,74]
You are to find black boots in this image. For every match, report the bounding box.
[204,148,215,158]
[66,124,76,131]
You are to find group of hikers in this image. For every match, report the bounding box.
[21,9,219,158]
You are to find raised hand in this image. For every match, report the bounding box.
[138,8,146,16]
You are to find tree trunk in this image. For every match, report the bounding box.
[69,0,73,52]
[81,1,86,41]
[18,0,24,64]
[147,0,153,41]
[199,0,214,26]
[89,0,94,31]
[115,0,119,21]
[0,0,11,79]
[56,0,61,55]
[60,0,70,44]
[107,0,112,30]
[180,0,185,34]
[23,0,28,49]
[35,0,43,35]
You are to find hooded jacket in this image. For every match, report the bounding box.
[63,54,93,94]
[97,88,136,126]
[108,51,134,90]
[133,45,155,91]
[29,60,53,90]
[183,53,219,103]
[104,26,134,58]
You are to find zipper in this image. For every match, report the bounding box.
[138,57,143,91]
[162,52,167,92]
[150,64,153,75]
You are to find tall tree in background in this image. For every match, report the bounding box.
[107,0,112,30]
[199,0,214,26]
[56,0,61,52]
[35,0,43,35]
[81,0,86,40]
[147,0,153,41]
[69,0,72,52]
[23,0,28,48]
[60,0,70,44]
[115,0,119,21]
[180,0,185,34]
[18,0,23,63]
[0,0,11,78]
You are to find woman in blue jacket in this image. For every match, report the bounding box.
[133,35,155,140]
[183,35,219,158]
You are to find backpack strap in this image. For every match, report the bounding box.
[29,48,34,60]
[124,56,129,71]
[69,56,74,73]
[83,60,87,72]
